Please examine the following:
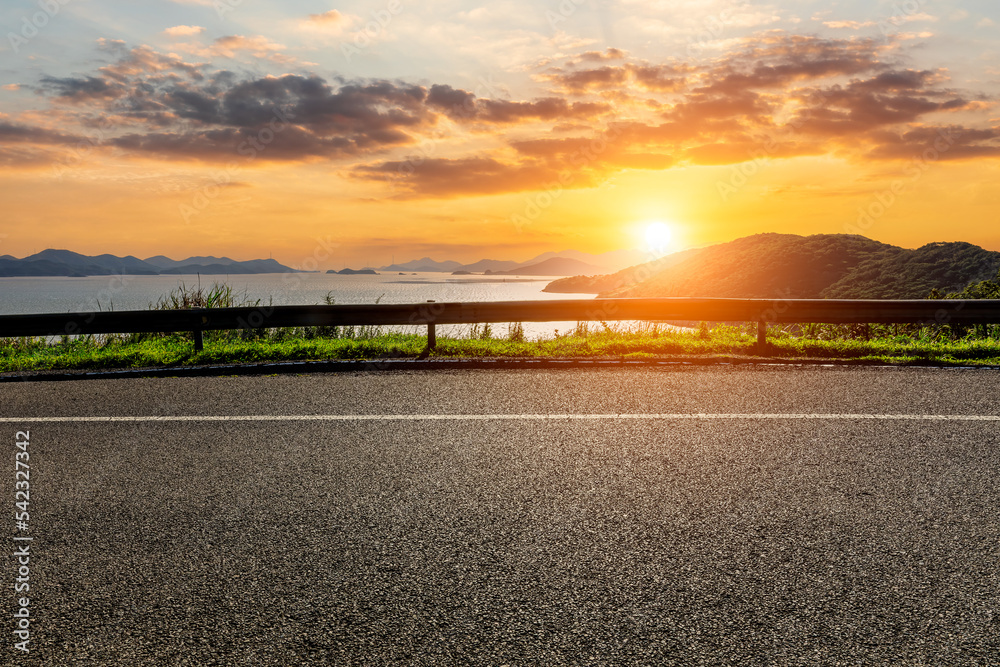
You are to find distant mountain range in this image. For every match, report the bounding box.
[378,257,461,272]
[0,249,301,277]
[380,249,650,275]
[544,234,1000,299]
[488,257,606,276]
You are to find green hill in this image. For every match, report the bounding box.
[543,234,1000,299]
[822,241,1000,298]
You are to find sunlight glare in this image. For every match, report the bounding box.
[644,221,673,255]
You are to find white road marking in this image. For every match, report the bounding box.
[2,413,1000,422]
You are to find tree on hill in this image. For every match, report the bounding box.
[930,268,1000,300]
[928,269,1000,338]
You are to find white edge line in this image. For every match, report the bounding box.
[2,414,1000,422]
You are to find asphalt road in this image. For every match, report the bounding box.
[3,366,1000,665]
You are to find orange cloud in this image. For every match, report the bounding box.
[308,10,343,23]
[164,25,205,37]
[300,10,358,35]
[353,157,582,198]
[5,33,998,203]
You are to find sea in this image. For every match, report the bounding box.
[0,272,600,339]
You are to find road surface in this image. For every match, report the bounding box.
[3,366,999,665]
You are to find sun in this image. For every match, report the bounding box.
[643,221,673,254]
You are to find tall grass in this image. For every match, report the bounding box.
[151,280,257,310]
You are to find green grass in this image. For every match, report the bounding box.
[3,281,999,373]
[4,323,1000,373]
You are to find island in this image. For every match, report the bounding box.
[327,268,379,275]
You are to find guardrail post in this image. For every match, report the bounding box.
[426,300,437,350]
[757,319,767,352]
[193,309,205,352]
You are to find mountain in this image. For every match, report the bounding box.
[0,257,92,277]
[382,249,647,274]
[0,250,302,277]
[454,259,521,273]
[224,258,298,273]
[543,234,1000,299]
[520,248,648,272]
[22,249,160,275]
[821,241,1000,298]
[379,257,462,272]
[144,255,240,270]
[153,258,301,274]
[493,257,607,276]
[544,247,703,293]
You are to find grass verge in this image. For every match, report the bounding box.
[4,324,1000,374]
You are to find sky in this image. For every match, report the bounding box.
[1,0,998,268]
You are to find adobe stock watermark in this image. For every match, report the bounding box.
[571,251,681,327]
[716,88,834,202]
[685,9,733,57]
[12,429,33,654]
[341,0,402,62]
[509,122,624,234]
[179,106,295,224]
[51,93,160,180]
[715,140,777,203]
[383,75,508,194]
[220,235,343,335]
[545,0,590,30]
[61,273,136,337]
[6,0,72,55]
[845,127,957,235]
[213,0,243,19]
[876,0,930,36]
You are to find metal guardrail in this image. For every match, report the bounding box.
[0,298,996,352]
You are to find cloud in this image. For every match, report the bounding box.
[573,48,627,63]
[96,43,205,82]
[548,66,630,93]
[175,35,307,65]
[305,10,344,25]
[896,12,938,24]
[164,25,205,37]
[0,145,68,169]
[0,121,79,144]
[108,125,364,162]
[824,20,876,29]
[40,75,126,102]
[509,136,674,170]
[866,126,1000,160]
[20,41,611,168]
[10,34,1000,193]
[352,157,580,198]
[0,121,93,168]
[300,10,358,35]
[542,63,691,94]
[425,84,610,124]
[787,77,974,137]
[822,12,936,31]
[212,35,283,57]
